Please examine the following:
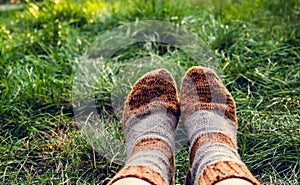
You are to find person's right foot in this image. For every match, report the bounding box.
[180,66,260,185]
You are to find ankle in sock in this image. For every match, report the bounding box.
[108,69,180,185]
[180,66,260,185]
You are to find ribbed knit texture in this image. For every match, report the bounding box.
[180,66,260,185]
[108,69,180,185]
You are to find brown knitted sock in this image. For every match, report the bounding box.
[108,69,180,185]
[180,66,260,185]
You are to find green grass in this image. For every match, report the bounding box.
[1,0,299,184]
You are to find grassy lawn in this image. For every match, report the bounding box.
[0,0,299,184]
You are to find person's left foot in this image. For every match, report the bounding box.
[108,68,180,185]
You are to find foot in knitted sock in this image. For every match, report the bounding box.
[108,69,180,185]
[180,66,260,185]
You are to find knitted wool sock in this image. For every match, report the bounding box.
[108,69,180,185]
[180,66,260,185]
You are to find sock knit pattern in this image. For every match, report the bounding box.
[108,69,180,185]
[180,66,236,123]
[180,66,260,185]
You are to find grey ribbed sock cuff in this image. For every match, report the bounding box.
[124,106,177,184]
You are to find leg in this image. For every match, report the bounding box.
[112,177,151,185]
[216,178,253,185]
[180,66,260,185]
[108,69,180,185]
